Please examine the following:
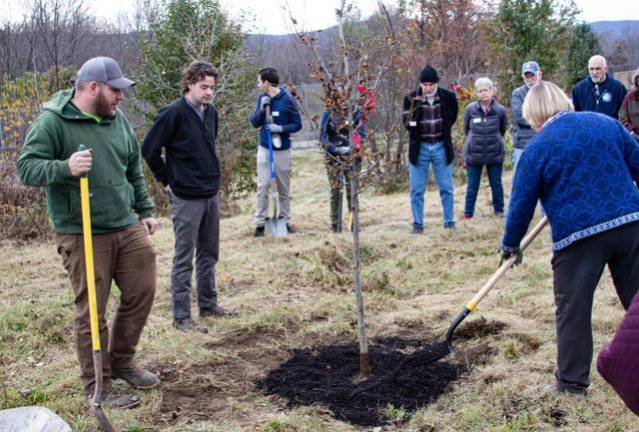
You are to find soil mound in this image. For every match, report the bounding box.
[257,336,490,426]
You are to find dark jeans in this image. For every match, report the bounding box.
[170,194,220,320]
[551,221,639,393]
[56,224,156,395]
[325,161,351,231]
[464,163,504,217]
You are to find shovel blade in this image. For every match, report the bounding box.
[265,218,288,237]
[419,341,453,365]
[92,405,115,432]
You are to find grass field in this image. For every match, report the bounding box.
[1,148,637,431]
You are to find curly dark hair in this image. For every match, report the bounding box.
[182,61,219,94]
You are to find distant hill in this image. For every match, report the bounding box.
[590,20,639,39]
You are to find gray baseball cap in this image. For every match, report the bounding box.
[77,57,135,89]
[521,61,540,75]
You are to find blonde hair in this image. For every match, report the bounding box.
[522,81,573,129]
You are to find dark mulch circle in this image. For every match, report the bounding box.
[256,336,491,427]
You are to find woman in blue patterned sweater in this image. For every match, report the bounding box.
[502,81,639,395]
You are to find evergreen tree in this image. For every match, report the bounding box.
[564,22,602,89]
[489,0,578,104]
[135,0,257,212]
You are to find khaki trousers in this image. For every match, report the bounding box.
[55,223,156,395]
[255,146,292,226]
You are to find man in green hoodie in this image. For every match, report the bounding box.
[17,57,159,409]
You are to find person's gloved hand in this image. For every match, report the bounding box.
[267,123,283,133]
[327,144,351,156]
[259,95,271,112]
[500,247,523,267]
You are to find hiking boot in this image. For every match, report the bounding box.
[112,367,160,390]
[173,318,208,334]
[411,225,423,234]
[538,383,586,397]
[96,391,140,409]
[286,223,296,234]
[254,225,265,237]
[200,306,238,317]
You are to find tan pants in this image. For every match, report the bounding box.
[55,223,156,395]
[255,146,292,226]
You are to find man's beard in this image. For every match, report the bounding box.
[94,90,115,118]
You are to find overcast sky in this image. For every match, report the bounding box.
[4,0,639,34]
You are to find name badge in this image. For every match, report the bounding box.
[272,111,280,117]
[409,121,417,127]
[472,117,481,124]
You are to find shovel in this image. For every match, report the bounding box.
[78,144,115,432]
[418,216,549,366]
[263,104,287,237]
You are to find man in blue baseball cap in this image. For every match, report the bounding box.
[511,61,543,172]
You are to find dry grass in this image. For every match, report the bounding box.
[0,148,637,432]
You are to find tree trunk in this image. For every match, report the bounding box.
[349,161,371,377]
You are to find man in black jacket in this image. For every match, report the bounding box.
[403,65,459,233]
[572,55,627,119]
[142,61,235,334]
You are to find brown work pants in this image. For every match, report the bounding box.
[55,223,156,395]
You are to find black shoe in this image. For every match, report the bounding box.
[286,224,295,234]
[254,225,265,237]
[411,225,423,234]
[173,318,208,334]
[331,224,342,233]
[200,306,238,317]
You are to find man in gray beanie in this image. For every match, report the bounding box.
[18,56,159,409]
[402,65,459,233]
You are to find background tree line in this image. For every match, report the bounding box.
[1,0,639,242]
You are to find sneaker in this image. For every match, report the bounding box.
[173,318,208,334]
[444,222,456,230]
[463,214,473,220]
[286,223,295,234]
[200,306,238,317]
[96,391,140,409]
[112,367,160,390]
[411,225,423,234]
[254,225,265,237]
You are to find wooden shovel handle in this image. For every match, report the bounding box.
[466,216,548,311]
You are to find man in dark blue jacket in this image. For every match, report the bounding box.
[250,67,302,236]
[571,55,627,119]
[142,61,235,334]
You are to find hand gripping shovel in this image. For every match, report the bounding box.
[420,216,549,366]
[78,144,115,432]
[264,104,287,237]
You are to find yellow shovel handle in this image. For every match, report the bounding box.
[80,176,101,351]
